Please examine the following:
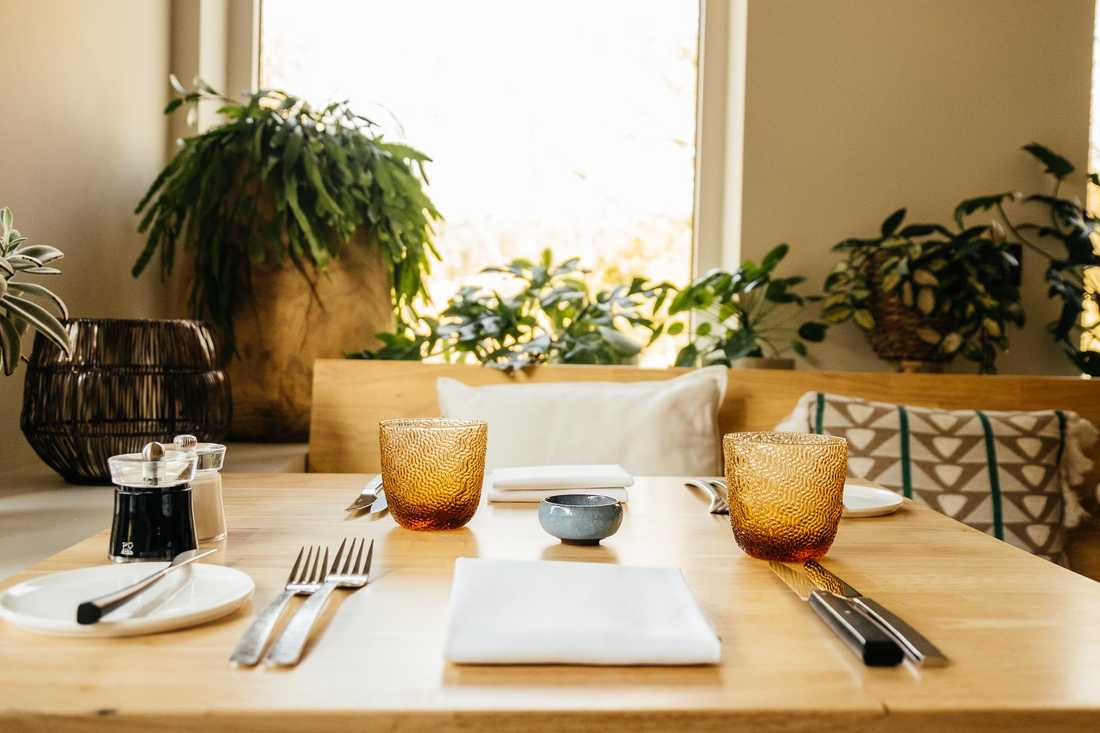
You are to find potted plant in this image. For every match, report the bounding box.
[0,207,70,375]
[821,208,1023,373]
[666,244,826,369]
[133,78,440,439]
[353,249,670,371]
[958,143,1100,375]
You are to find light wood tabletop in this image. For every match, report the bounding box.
[2,473,1100,732]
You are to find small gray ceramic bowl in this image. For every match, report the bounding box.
[538,494,624,545]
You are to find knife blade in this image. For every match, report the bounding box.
[803,560,948,667]
[769,561,903,667]
[346,475,383,512]
[366,488,388,516]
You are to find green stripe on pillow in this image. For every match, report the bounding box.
[897,404,912,499]
[975,410,1004,541]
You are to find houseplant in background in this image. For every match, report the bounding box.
[352,249,672,370]
[132,78,440,439]
[957,143,1100,376]
[666,244,827,368]
[0,206,71,376]
[821,207,1024,373]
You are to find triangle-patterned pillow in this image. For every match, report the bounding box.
[777,391,1098,565]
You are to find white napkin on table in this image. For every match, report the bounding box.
[443,558,721,665]
[491,464,633,490]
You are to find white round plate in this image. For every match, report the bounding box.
[843,479,904,518]
[0,562,253,637]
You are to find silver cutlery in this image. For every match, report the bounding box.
[345,475,385,513]
[77,548,217,625]
[228,545,326,666]
[770,561,903,667]
[684,478,729,514]
[266,537,375,666]
[803,560,948,667]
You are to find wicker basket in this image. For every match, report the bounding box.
[863,257,957,370]
[20,319,231,484]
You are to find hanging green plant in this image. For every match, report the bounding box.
[132,77,441,352]
[821,208,1023,373]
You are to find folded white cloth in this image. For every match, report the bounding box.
[486,486,629,503]
[491,464,634,491]
[443,558,721,666]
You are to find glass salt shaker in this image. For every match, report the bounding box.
[172,434,228,543]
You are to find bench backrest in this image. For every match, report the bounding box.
[309,360,1100,474]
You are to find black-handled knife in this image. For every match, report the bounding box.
[769,561,903,667]
[803,560,948,667]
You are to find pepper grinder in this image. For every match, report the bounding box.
[106,442,198,563]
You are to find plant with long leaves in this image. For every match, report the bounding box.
[821,207,1024,373]
[0,207,71,375]
[957,143,1100,375]
[132,77,441,353]
[351,250,673,370]
[667,244,827,367]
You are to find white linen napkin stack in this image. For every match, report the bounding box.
[486,464,634,503]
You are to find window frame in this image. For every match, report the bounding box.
[202,0,744,276]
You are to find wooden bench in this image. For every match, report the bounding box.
[309,360,1100,578]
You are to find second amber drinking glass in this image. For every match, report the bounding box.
[723,432,847,562]
[379,418,488,530]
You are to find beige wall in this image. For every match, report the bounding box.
[0,0,171,470]
[741,0,1095,374]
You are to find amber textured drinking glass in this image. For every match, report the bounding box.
[379,418,488,530]
[723,432,847,562]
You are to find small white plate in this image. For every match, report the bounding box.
[843,479,904,518]
[0,562,253,637]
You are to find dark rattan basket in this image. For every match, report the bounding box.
[20,319,231,484]
[863,253,957,369]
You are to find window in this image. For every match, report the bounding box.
[260,0,701,363]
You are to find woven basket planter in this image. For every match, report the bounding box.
[20,319,231,484]
[862,255,957,371]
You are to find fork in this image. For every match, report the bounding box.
[229,545,326,666]
[265,538,375,666]
[684,478,729,514]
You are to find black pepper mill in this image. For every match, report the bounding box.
[107,442,199,562]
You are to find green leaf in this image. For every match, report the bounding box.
[797,321,827,342]
[760,243,789,272]
[0,316,20,375]
[942,332,963,353]
[1022,142,1074,180]
[667,321,685,336]
[912,269,938,287]
[917,288,936,314]
[953,192,1017,228]
[1,294,71,356]
[916,328,942,345]
[853,309,875,330]
[598,327,641,357]
[5,281,69,319]
[880,208,906,237]
[696,321,712,337]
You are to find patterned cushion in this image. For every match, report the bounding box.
[776,392,1098,565]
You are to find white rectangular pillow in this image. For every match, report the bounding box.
[436,366,727,475]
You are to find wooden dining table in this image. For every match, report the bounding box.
[2,473,1100,732]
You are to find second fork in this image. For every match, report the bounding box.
[266,537,375,666]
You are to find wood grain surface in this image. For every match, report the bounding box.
[2,473,1100,732]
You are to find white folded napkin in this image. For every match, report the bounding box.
[491,464,634,491]
[443,558,721,665]
[486,486,628,503]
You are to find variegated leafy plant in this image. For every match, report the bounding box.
[821,207,1024,373]
[0,207,71,375]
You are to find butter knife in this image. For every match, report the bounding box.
[345,475,383,512]
[769,561,903,667]
[77,548,217,624]
[803,560,948,667]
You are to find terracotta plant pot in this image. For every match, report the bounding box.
[228,240,394,441]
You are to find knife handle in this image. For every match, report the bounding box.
[808,591,904,667]
[854,596,949,667]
